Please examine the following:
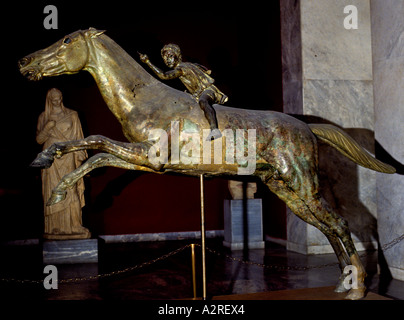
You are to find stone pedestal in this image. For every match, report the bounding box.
[223,199,265,250]
[43,239,98,264]
[281,0,378,254]
[371,0,404,281]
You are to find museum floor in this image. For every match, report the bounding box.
[0,239,403,301]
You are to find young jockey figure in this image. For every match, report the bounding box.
[139,44,227,140]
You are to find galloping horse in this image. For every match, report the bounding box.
[19,28,395,299]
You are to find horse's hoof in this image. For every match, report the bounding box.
[345,288,366,300]
[335,282,350,293]
[46,190,67,206]
[30,151,54,169]
[334,273,350,293]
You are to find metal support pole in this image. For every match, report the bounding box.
[200,174,207,300]
[191,243,197,299]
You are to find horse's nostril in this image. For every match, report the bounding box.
[18,56,32,68]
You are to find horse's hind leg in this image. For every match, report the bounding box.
[265,178,363,298]
[47,153,158,206]
[306,196,367,299]
[264,179,348,264]
[326,235,352,293]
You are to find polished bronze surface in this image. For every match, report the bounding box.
[19,28,396,299]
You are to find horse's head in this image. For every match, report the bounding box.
[18,28,105,81]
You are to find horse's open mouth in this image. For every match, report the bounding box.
[21,68,43,81]
[18,56,43,81]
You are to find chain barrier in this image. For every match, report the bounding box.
[203,245,339,271]
[380,233,404,252]
[206,233,404,272]
[0,244,191,285]
[1,233,403,285]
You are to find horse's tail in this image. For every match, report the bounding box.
[309,123,396,174]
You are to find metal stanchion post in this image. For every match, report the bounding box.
[191,243,197,299]
[200,174,207,300]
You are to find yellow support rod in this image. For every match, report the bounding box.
[191,243,197,299]
[200,174,207,300]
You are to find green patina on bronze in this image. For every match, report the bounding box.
[19,28,395,299]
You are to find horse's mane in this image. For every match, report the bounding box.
[93,33,159,86]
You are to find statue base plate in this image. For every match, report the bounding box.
[223,199,264,251]
[43,239,98,264]
[43,233,91,240]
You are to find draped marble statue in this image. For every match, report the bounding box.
[36,88,90,239]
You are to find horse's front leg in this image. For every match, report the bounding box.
[31,135,163,171]
[47,153,159,206]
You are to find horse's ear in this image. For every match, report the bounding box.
[86,27,106,38]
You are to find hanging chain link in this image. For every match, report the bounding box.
[1,233,403,284]
[59,244,191,284]
[203,245,339,271]
[207,233,404,272]
[380,233,404,252]
[0,244,191,285]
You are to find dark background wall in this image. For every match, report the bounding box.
[0,1,285,240]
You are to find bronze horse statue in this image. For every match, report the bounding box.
[19,28,395,299]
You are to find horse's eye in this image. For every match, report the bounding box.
[63,37,72,44]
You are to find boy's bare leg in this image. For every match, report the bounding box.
[199,93,222,141]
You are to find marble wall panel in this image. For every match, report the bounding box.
[301,0,372,80]
[303,79,374,129]
[377,171,404,279]
[281,0,303,114]
[373,57,404,156]
[371,0,404,62]
[280,0,303,84]
[281,0,378,255]
[372,0,404,280]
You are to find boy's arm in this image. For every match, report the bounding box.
[139,53,182,80]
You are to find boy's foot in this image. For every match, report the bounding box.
[206,128,222,141]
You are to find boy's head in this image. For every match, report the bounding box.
[161,43,182,68]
